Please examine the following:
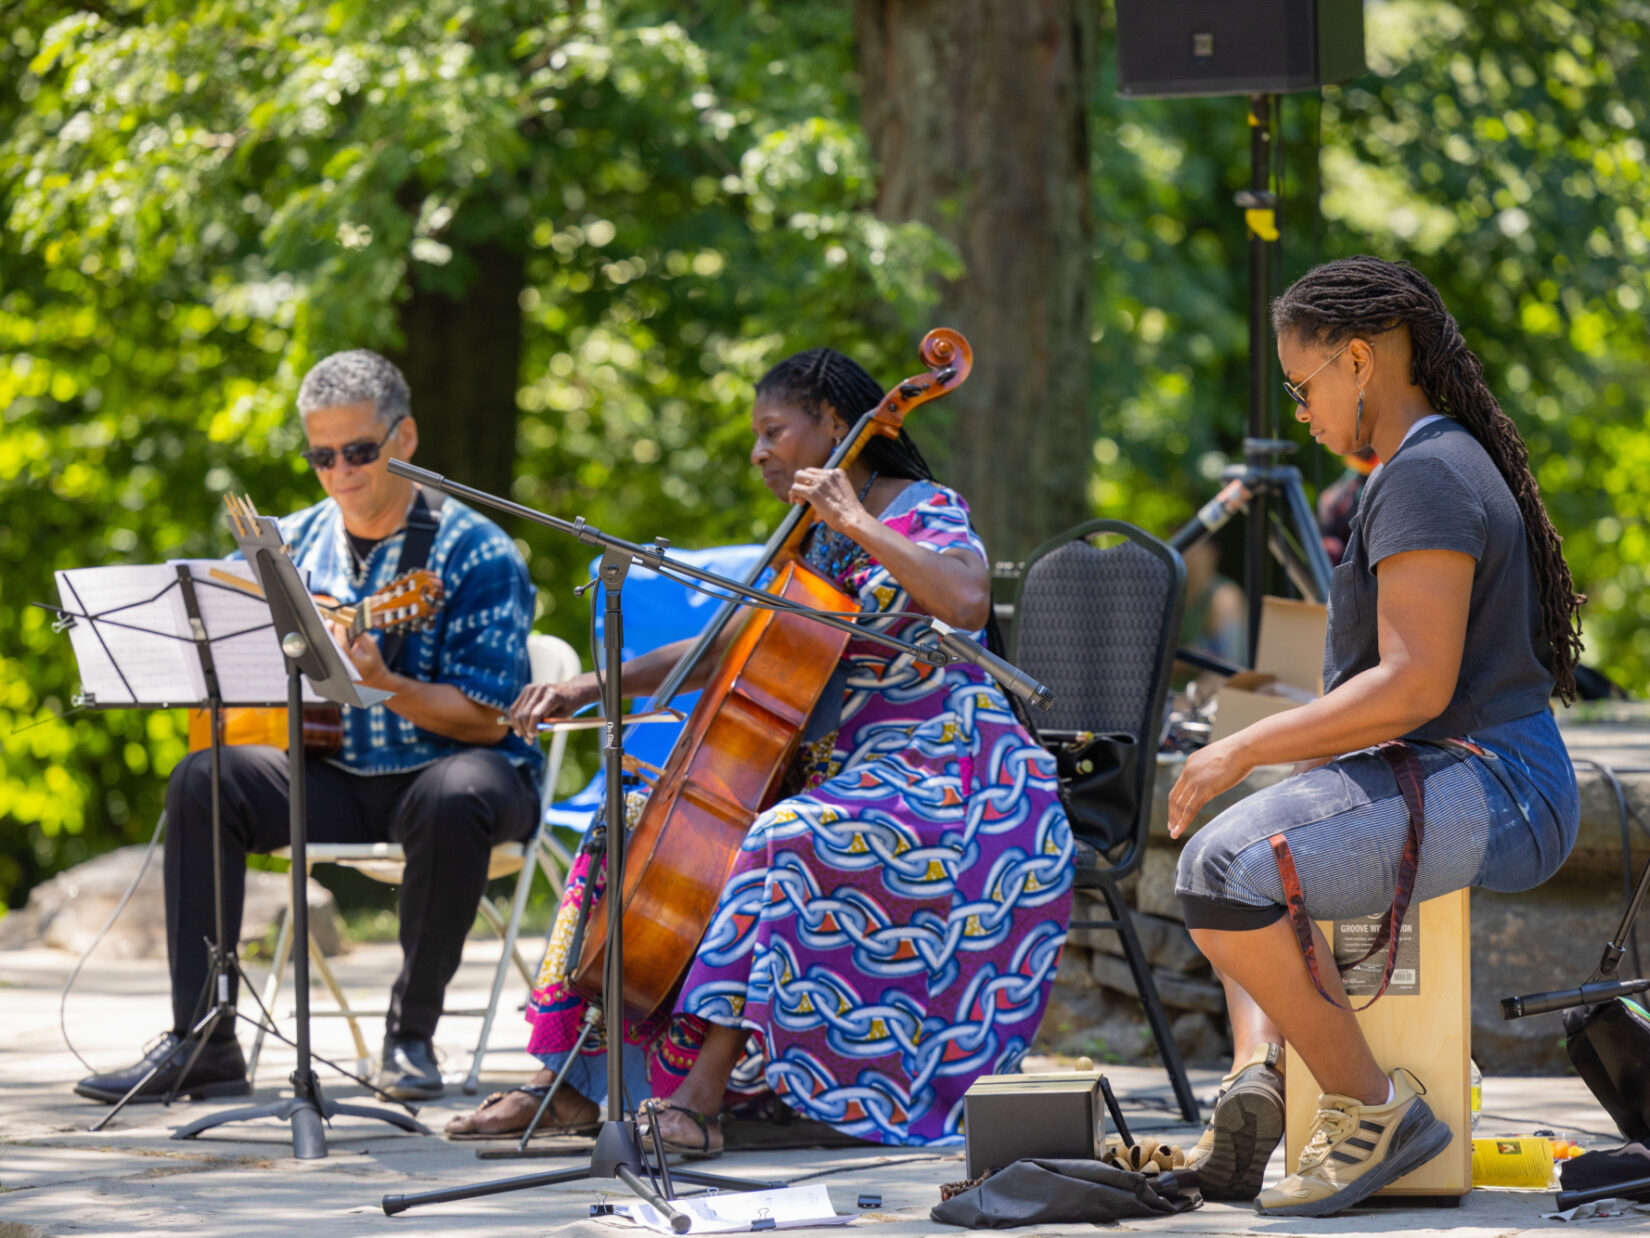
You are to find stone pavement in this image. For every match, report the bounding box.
[0,941,1634,1237]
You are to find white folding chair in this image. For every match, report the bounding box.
[247,632,580,1092]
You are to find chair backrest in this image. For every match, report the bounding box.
[1011,520,1186,876]
[544,544,765,833]
[526,632,582,820]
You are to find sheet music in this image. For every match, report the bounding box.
[171,559,328,705]
[53,561,329,708]
[55,564,203,707]
[612,1184,849,1234]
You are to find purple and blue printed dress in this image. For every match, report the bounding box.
[525,481,1073,1146]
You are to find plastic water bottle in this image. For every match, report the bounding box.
[1469,1058,1482,1130]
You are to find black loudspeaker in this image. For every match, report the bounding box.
[1115,0,1366,98]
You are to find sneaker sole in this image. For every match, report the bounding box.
[74,1077,252,1105]
[1198,1086,1285,1200]
[1259,1104,1454,1217]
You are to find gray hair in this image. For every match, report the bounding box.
[297,350,410,426]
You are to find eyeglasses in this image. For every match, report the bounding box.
[300,416,405,471]
[1282,344,1350,408]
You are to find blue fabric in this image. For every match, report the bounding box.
[544,543,766,832]
[1175,709,1578,927]
[271,495,538,779]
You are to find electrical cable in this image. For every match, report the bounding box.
[1570,756,1649,976]
[58,808,168,1073]
[785,1153,953,1183]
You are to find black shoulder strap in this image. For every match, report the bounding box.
[380,487,445,671]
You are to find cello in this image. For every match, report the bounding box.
[570,328,973,1017]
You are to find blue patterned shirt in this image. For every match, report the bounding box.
[272,494,538,779]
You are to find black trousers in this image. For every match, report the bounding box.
[164,744,538,1042]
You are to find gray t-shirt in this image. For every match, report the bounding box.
[1323,418,1555,740]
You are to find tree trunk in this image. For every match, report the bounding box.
[391,242,525,513]
[857,0,1095,566]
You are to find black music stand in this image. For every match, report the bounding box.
[165,506,427,1158]
[50,562,300,1131]
[377,461,1047,1225]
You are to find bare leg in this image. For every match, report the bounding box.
[664,1023,746,1115]
[1219,969,1286,1080]
[443,1065,599,1135]
[1192,919,1386,1105]
[642,1023,747,1153]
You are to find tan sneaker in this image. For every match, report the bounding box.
[1256,1067,1452,1216]
[1183,1043,1285,1200]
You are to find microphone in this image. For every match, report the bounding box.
[1500,976,1650,1019]
[926,620,1054,712]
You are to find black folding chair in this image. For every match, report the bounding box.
[1012,518,1199,1123]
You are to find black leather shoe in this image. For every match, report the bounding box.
[379,1035,444,1100]
[75,1032,251,1104]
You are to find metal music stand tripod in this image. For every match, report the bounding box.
[167,502,427,1158]
[50,562,291,1132]
[377,460,1049,1226]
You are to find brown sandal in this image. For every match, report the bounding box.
[637,1098,723,1159]
[444,1085,600,1141]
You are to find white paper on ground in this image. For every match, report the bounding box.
[611,1184,850,1234]
[1543,1198,1650,1222]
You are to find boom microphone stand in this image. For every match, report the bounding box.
[1501,841,1650,1020]
[378,460,1050,1221]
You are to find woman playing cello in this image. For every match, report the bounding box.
[445,346,1073,1153]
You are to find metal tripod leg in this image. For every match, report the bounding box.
[517,1004,603,1150]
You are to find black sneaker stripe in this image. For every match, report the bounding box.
[1346,1137,1378,1151]
[1360,1120,1384,1133]
[1330,1150,1362,1164]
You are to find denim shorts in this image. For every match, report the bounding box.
[1175,709,1579,931]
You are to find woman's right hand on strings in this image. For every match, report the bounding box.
[509,675,599,741]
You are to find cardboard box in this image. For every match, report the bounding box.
[1208,597,1328,742]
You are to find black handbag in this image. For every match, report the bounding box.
[931,1158,1198,1228]
[1565,996,1650,1142]
[1051,731,1140,853]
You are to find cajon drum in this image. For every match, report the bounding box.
[1283,888,1472,1199]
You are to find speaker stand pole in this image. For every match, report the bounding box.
[1237,91,1279,665]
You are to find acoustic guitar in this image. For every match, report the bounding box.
[185,568,445,755]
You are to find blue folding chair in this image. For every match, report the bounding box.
[542,544,766,833]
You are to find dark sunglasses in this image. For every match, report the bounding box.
[1282,343,1349,408]
[300,415,405,471]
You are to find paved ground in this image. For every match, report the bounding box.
[0,941,1633,1237]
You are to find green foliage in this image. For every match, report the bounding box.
[1323,1,1650,692]
[0,0,948,908]
[4,0,1649,913]
[1086,2,1650,694]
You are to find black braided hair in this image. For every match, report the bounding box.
[754,347,1019,660]
[753,347,938,483]
[1272,256,1585,703]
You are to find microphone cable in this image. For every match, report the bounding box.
[58,809,167,1073]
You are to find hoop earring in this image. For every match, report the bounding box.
[1354,389,1365,445]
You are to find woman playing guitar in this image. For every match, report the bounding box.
[446,346,1073,1154]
